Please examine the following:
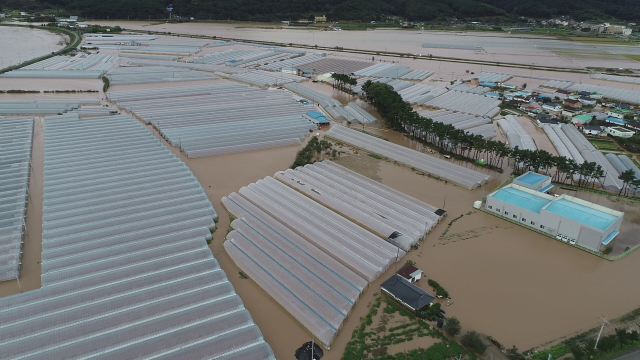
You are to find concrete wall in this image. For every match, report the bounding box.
[485,197,542,229]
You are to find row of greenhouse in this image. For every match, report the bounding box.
[223,160,441,347]
[0,117,33,282]
[276,162,444,251]
[112,82,316,157]
[0,113,276,359]
[423,90,501,118]
[568,84,640,105]
[326,125,491,189]
[541,79,573,89]
[417,109,493,132]
[465,71,512,83]
[448,82,492,95]
[106,66,218,85]
[354,63,413,79]
[225,70,306,87]
[497,115,537,151]
[0,99,100,115]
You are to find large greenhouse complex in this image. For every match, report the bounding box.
[222,160,444,348]
[0,114,275,359]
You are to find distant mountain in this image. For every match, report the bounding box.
[2,0,638,22]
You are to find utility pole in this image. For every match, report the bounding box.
[594,316,609,350]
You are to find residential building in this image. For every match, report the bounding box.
[396,265,423,283]
[579,96,596,106]
[543,103,562,112]
[604,126,634,138]
[564,99,583,110]
[583,125,604,136]
[625,120,640,133]
[607,109,633,119]
[485,182,624,252]
[536,117,558,127]
[572,114,593,125]
[521,103,542,113]
[315,15,327,22]
[606,117,627,125]
[381,275,435,313]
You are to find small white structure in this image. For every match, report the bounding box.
[397,265,423,283]
[604,126,634,138]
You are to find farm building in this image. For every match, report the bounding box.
[513,172,553,193]
[485,182,624,252]
[381,275,435,313]
[604,126,634,138]
[397,265,423,283]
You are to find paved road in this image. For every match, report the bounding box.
[610,348,640,360]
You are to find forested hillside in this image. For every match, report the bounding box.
[2,0,638,22]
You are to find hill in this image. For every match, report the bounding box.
[2,0,639,23]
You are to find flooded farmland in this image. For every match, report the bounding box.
[0,27,67,68]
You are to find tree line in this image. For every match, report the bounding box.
[361,81,640,195]
[330,73,357,92]
[3,0,637,22]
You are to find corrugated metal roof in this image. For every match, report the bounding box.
[545,199,618,230]
[491,187,552,214]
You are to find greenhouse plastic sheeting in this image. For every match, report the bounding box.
[424,90,501,118]
[497,115,536,151]
[228,70,307,86]
[110,82,313,157]
[0,117,33,281]
[448,82,491,95]
[274,161,444,251]
[560,123,622,190]
[418,109,491,130]
[464,71,512,83]
[541,79,573,89]
[568,84,640,105]
[465,123,496,139]
[326,125,491,190]
[0,114,275,360]
[106,66,217,85]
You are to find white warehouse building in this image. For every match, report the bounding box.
[485,175,623,252]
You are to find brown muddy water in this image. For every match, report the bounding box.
[0,27,67,68]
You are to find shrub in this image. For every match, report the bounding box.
[444,317,461,336]
[461,331,487,355]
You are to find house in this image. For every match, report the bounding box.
[397,265,423,283]
[543,103,562,112]
[625,120,640,133]
[502,83,517,89]
[380,275,435,313]
[578,91,592,97]
[583,125,604,136]
[607,109,633,119]
[579,96,596,106]
[590,93,603,100]
[564,99,583,110]
[555,90,571,99]
[604,126,634,138]
[464,78,479,86]
[616,104,633,110]
[521,103,542,113]
[606,117,627,125]
[487,92,500,98]
[572,114,593,125]
[315,15,327,22]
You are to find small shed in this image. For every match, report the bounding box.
[397,265,423,283]
[381,275,435,313]
[513,172,553,193]
[304,111,330,127]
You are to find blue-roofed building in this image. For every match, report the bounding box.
[605,117,627,125]
[303,111,330,127]
[513,171,552,193]
[485,183,624,252]
[487,92,500,98]
[479,81,497,88]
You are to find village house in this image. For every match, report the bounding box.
[564,99,583,110]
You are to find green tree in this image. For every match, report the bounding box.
[585,338,598,359]
[461,331,486,355]
[571,344,586,360]
[615,328,629,348]
[444,317,461,336]
[505,346,525,360]
[618,169,636,196]
[597,335,617,352]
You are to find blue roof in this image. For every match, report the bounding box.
[517,172,547,186]
[480,81,497,87]
[487,92,500,97]
[602,230,619,245]
[539,184,554,193]
[491,187,552,214]
[606,117,627,125]
[545,199,618,230]
[306,111,329,122]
